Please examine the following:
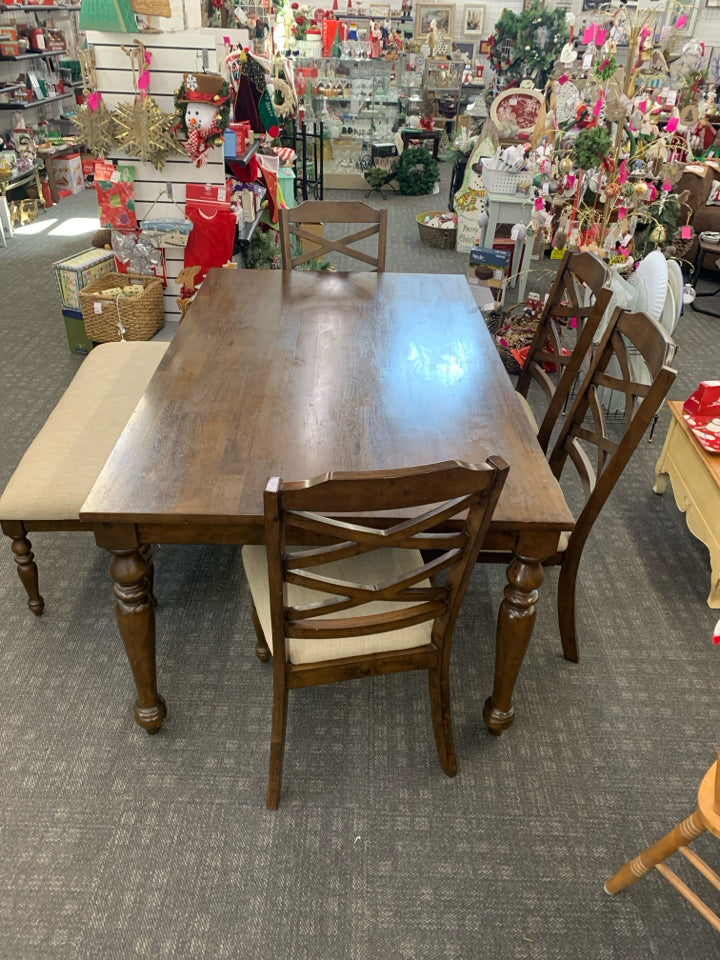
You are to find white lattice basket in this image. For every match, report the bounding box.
[480,159,525,195]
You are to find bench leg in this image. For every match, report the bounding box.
[109,547,166,735]
[10,534,44,616]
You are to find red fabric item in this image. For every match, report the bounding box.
[184,205,237,283]
[226,155,260,182]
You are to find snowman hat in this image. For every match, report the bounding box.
[177,72,232,106]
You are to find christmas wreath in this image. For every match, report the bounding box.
[488,1,570,88]
[397,147,439,196]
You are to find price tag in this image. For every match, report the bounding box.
[93,302,103,314]
[682,225,693,239]
[550,247,567,259]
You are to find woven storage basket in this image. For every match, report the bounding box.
[416,212,458,249]
[480,159,524,195]
[494,303,540,376]
[80,273,165,343]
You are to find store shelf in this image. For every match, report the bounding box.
[0,90,72,108]
[0,48,67,61]
[0,81,23,94]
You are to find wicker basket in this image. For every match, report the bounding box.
[480,159,525,195]
[79,272,165,343]
[416,212,458,249]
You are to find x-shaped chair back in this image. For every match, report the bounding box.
[279,200,388,271]
[546,307,677,661]
[516,251,613,452]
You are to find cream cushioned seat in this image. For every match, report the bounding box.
[0,341,169,521]
[242,545,433,665]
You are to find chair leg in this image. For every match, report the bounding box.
[10,534,44,616]
[427,663,458,777]
[557,548,582,663]
[251,605,271,662]
[267,682,289,810]
[605,810,706,895]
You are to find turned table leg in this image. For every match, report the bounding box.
[10,533,44,615]
[109,547,166,734]
[483,555,544,736]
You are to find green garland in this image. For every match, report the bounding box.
[488,1,569,89]
[572,128,613,170]
[397,147,439,196]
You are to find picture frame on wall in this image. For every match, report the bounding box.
[479,39,491,55]
[452,39,476,61]
[416,3,455,37]
[462,5,486,37]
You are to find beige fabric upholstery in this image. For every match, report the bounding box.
[0,341,169,521]
[242,545,433,665]
[517,392,540,433]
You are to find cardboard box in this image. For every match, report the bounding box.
[223,128,246,159]
[62,309,95,356]
[53,248,116,310]
[469,246,512,270]
[49,152,83,195]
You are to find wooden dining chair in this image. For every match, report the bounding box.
[241,457,509,809]
[479,307,676,664]
[606,747,720,934]
[515,251,614,453]
[278,200,388,271]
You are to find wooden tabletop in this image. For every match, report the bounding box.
[80,270,573,541]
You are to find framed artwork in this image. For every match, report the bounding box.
[452,39,476,61]
[708,0,720,5]
[369,3,391,16]
[462,4,486,36]
[479,39,491,55]
[416,3,455,37]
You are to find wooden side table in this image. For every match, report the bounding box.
[654,401,720,608]
[479,191,533,295]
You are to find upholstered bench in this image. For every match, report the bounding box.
[0,340,169,615]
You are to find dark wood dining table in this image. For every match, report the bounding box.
[80,269,574,736]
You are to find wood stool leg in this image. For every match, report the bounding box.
[605,810,706,894]
[10,534,44,615]
[251,605,270,662]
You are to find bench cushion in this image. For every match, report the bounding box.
[0,341,169,522]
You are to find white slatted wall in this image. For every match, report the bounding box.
[86,28,248,321]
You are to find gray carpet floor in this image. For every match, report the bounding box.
[2,173,720,959]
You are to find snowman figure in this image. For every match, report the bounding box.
[175,72,232,167]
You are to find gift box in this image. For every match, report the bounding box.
[683,381,720,453]
[0,42,20,56]
[49,152,83,195]
[684,381,720,419]
[53,248,116,310]
[223,126,246,159]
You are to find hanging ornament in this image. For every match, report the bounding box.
[74,93,116,158]
[113,41,184,170]
[72,50,116,158]
[174,71,232,167]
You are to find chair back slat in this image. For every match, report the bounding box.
[264,458,508,660]
[548,308,677,547]
[279,200,388,271]
[516,251,613,452]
